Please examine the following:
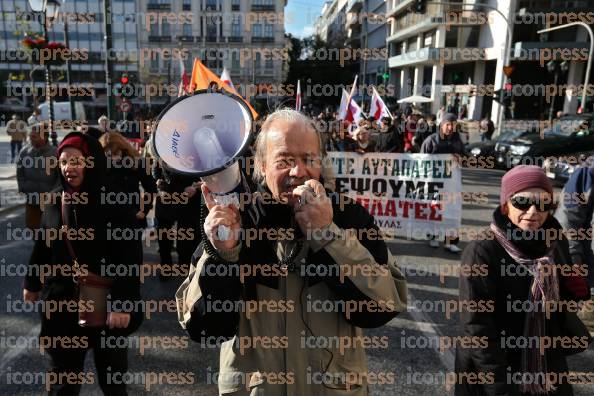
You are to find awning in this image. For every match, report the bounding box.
[397,95,432,104]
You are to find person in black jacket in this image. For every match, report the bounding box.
[22,132,142,395]
[373,116,402,153]
[421,112,465,253]
[99,132,157,229]
[152,159,202,281]
[455,165,591,396]
[420,112,465,156]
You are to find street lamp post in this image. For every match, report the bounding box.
[63,20,75,121]
[103,0,115,121]
[28,0,61,146]
[538,22,593,113]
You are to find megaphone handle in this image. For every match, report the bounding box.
[217,225,232,241]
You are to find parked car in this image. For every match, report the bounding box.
[493,114,594,169]
[38,101,86,122]
[0,97,30,119]
[543,151,594,186]
[466,128,531,168]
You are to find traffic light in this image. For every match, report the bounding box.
[503,82,513,107]
[413,0,427,13]
[119,73,135,99]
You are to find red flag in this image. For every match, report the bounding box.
[369,86,392,121]
[177,58,190,97]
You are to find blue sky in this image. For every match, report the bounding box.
[285,0,327,38]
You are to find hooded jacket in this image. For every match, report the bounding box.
[24,132,141,334]
[420,124,465,155]
[176,188,407,396]
[455,208,587,396]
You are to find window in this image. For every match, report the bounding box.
[183,23,192,36]
[231,18,241,37]
[161,20,170,36]
[150,22,158,36]
[151,54,159,70]
[206,22,217,39]
[205,0,217,10]
[232,0,240,11]
[255,52,261,69]
[232,52,240,69]
[183,0,191,10]
[264,23,273,38]
[252,23,262,37]
[265,57,273,69]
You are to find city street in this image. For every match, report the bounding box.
[1,165,592,395]
[2,0,594,393]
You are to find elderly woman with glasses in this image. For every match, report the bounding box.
[455,165,591,396]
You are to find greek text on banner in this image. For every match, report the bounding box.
[329,152,462,239]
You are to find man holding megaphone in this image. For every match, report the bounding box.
[176,108,407,396]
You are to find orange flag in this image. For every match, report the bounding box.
[189,59,258,119]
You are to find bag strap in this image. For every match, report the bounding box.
[61,192,81,282]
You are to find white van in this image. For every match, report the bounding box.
[38,101,86,122]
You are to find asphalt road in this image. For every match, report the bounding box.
[0,167,593,395]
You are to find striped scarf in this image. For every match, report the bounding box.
[490,222,560,395]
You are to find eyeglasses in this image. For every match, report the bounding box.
[509,195,555,212]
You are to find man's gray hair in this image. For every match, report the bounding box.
[252,108,324,183]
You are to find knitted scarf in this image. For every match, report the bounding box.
[489,221,560,395]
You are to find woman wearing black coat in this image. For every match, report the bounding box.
[455,165,591,396]
[23,132,142,395]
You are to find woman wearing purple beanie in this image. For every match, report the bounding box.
[455,165,591,396]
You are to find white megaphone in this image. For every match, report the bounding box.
[152,88,253,240]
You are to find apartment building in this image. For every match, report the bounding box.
[385,0,594,121]
[0,0,139,120]
[346,0,388,106]
[138,0,288,105]
[314,0,348,44]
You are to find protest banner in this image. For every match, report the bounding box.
[329,152,462,240]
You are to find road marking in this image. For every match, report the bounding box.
[407,282,458,297]
[389,290,455,371]
[0,325,40,374]
[386,317,439,334]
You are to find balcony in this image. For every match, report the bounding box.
[228,36,243,43]
[147,2,171,11]
[251,36,274,43]
[252,4,275,12]
[232,4,240,11]
[177,35,194,43]
[388,47,486,68]
[182,4,191,11]
[346,13,360,28]
[148,35,172,43]
[386,0,415,17]
[347,0,363,13]
[205,35,219,43]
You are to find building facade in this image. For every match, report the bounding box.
[314,0,348,44]
[385,0,594,121]
[1,0,139,120]
[138,0,288,106]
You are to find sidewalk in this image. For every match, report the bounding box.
[0,163,23,215]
